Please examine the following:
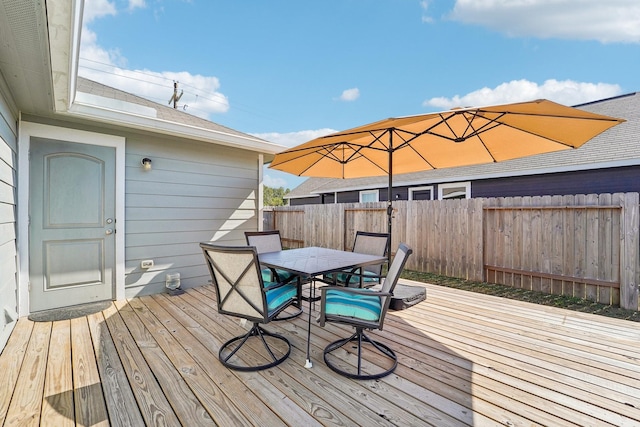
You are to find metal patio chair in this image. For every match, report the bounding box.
[325,231,390,287]
[200,242,298,371]
[318,243,413,379]
[244,230,303,319]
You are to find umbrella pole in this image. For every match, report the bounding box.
[387,136,393,266]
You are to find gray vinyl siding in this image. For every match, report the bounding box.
[0,87,18,352]
[124,136,260,297]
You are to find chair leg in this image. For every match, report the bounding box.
[219,323,291,371]
[323,328,397,380]
[273,305,303,321]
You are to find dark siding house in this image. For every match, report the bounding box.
[285,92,640,205]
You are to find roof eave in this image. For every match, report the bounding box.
[66,101,284,154]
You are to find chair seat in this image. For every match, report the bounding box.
[265,282,298,314]
[327,270,380,286]
[324,289,381,322]
[261,268,297,283]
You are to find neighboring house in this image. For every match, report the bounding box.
[0,0,283,351]
[286,92,640,205]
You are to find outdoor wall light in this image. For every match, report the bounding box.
[141,157,152,171]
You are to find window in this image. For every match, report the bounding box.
[438,182,471,200]
[408,186,434,201]
[359,190,379,203]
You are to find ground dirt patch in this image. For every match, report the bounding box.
[402,270,640,322]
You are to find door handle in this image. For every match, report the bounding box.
[105,229,114,235]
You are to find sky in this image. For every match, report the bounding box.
[79,0,640,190]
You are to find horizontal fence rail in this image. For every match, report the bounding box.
[265,192,639,310]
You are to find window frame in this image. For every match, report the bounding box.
[408,185,434,201]
[438,181,471,200]
[359,189,379,203]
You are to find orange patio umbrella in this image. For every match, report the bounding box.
[269,99,625,261]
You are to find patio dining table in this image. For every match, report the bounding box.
[258,246,387,368]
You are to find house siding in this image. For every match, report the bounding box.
[289,196,320,206]
[18,114,264,300]
[292,165,640,205]
[124,136,260,297]
[472,166,640,198]
[0,86,18,352]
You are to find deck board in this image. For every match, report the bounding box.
[41,321,73,427]
[2,281,640,427]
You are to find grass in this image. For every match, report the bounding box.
[401,269,640,323]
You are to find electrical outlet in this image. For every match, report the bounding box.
[141,260,154,269]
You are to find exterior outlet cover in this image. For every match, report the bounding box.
[141,260,154,269]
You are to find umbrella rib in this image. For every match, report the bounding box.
[283,139,391,178]
[389,129,437,169]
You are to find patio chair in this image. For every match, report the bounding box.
[318,243,412,379]
[200,242,297,371]
[325,231,389,287]
[245,230,303,320]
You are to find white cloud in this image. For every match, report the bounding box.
[449,0,640,43]
[339,88,360,102]
[252,128,337,148]
[79,0,229,120]
[83,0,117,24]
[423,79,623,110]
[128,0,146,11]
[421,0,434,24]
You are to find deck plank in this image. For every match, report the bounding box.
[4,321,50,427]
[110,302,212,426]
[70,316,109,427]
[138,294,290,427]
[41,320,74,427]
[149,292,321,427]
[87,311,146,427]
[126,297,256,426]
[0,318,34,424]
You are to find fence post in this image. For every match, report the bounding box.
[620,192,639,310]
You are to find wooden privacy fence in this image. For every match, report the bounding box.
[264,192,639,310]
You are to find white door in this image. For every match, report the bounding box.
[29,138,116,312]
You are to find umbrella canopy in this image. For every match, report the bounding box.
[269,99,625,260]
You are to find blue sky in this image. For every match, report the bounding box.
[80,0,640,190]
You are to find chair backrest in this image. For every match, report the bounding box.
[245,230,284,254]
[378,243,413,325]
[200,243,268,323]
[352,231,389,274]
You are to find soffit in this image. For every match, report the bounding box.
[0,0,55,114]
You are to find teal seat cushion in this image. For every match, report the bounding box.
[324,289,382,322]
[328,270,380,286]
[261,268,296,283]
[265,282,297,313]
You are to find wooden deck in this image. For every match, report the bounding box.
[1,281,640,426]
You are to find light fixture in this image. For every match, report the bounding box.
[141,157,152,171]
